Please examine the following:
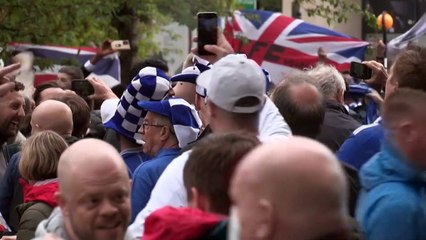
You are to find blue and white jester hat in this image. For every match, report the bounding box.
[137,97,202,148]
[191,63,212,98]
[103,67,171,143]
[170,66,200,84]
[171,62,212,85]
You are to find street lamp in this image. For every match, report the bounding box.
[377,11,393,68]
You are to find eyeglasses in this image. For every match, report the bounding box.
[140,122,176,135]
[141,122,165,130]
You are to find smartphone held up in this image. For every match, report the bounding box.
[197,12,218,55]
[111,40,131,50]
[350,62,372,80]
[71,80,94,99]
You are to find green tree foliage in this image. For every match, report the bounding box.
[257,0,282,12]
[0,0,118,46]
[155,0,235,29]
[0,0,374,84]
[293,0,376,27]
[0,0,121,75]
[253,0,376,29]
[0,0,233,84]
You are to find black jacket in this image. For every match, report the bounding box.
[316,100,361,152]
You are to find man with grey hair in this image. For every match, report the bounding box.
[306,65,360,152]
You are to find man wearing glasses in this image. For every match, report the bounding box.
[130,97,201,222]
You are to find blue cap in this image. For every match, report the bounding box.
[171,62,211,84]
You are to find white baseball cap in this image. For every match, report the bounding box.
[196,54,266,113]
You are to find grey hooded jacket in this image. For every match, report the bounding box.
[33,207,133,240]
[32,207,70,240]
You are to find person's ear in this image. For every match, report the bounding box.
[255,199,273,239]
[399,121,415,143]
[337,89,345,104]
[159,125,170,141]
[207,101,215,119]
[190,187,210,212]
[55,192,69,217]
[195,95,202,111]
[392,79,399,90]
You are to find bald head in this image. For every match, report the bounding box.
[56,139,130,240]
[272,79,325,138]
[31,100,73,136]
[230,137,349,240]
[290,83,322,105]
[39,87,65,104]
[58,138,127,197]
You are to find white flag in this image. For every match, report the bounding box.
[388,13,426,58]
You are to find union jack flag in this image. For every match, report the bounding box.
[7,43,121,87]
[225,10,369,84]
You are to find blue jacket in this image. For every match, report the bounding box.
[121,148,150,178]
[130,148,180,222]
[337,118,384,170]
[0,152,21,230]
[356,140,426,240]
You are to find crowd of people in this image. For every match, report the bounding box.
[0,32,424,240]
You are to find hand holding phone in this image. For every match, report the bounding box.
[71,80,95,98]
[111,40,131,50]
[197,12,218,55]
[350,62,372,79]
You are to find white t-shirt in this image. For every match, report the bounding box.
[125,96,291,240]
[258,97,292,141]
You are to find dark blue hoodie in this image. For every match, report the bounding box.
[356,139,426,240]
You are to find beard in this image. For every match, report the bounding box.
[0,121,20,143]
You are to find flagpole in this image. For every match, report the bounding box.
[382,11,387,68]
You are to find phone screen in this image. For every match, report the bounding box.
[197,12,218,55]
[111,40,130,50]
[350,62,372,79]
[71,80,94,98]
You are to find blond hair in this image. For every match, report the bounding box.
[19,130,68,181]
